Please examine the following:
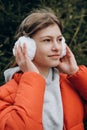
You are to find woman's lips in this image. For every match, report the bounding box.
[48,54,60,59]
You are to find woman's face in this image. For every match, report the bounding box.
[32,24,62,69]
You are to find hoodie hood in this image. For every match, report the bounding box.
[4,66,20,82]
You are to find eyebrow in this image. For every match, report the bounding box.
[39,35,62,39]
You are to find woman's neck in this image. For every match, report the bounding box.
[33,63,50,78]
[39,68,50,78]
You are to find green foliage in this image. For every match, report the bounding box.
[39,0,87,65]
[0,0,87,129]
[0,0,87,85]
[0,0,41,84]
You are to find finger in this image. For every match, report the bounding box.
[17,45,23,56]
[23,43,29,60]
[15,45,24,63]
[66,45,74,57]
[23,43,27,54]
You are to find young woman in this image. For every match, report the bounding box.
[0,8,87,130]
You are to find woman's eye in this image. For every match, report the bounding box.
[57,38,62,43]
[58,38,62,42]
[44,39,51,42]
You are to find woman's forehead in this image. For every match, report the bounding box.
[33,24,62,38]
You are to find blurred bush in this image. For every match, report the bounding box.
[0,0,87,129]
[0,0,87,83]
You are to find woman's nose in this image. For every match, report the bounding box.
[51,40,60,51]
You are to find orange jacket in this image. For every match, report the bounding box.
[0,65,87,130]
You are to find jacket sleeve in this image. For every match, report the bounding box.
[0,72,45,130]
[67,65,87,120]
[67,65,87,101]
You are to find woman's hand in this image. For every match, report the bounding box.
[14,43,39,73]
[57,46,79,75]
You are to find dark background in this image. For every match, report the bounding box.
[0,0,87,128]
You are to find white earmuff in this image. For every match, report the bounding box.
[60,37,66,58]
[13,36,36,60]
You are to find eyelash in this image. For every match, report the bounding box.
[43,38,62,43]
[58,38,62,42]
[43,39,51,42]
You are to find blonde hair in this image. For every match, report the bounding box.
[15,8,62,39]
